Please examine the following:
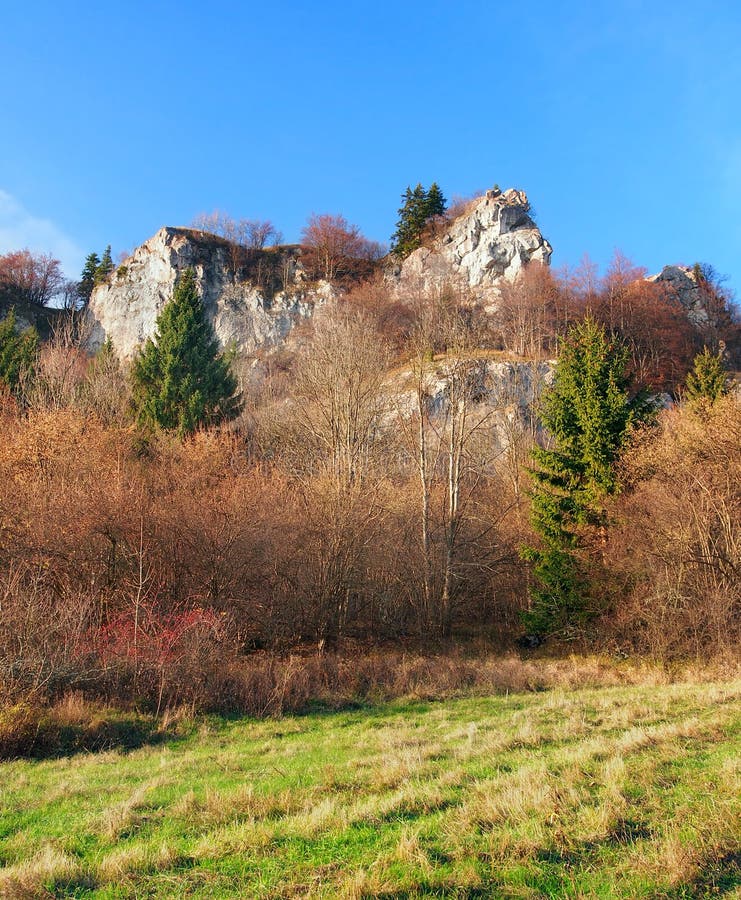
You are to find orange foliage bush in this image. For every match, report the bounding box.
[604,397,740,657]
[0,403,530,708]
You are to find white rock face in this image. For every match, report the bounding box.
[87,227,332,360]
[393,188,552,303]
[393,357,553,452]
[87,187,551,361]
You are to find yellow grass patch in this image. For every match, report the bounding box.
[0,846,83,898]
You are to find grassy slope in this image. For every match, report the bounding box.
[0,681,739,898]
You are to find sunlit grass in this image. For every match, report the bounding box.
[1,679,739,897]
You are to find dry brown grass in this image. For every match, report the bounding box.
[0,846,83,899]
[0,696,185,761]
[222,648,738,717]
[97,776,166,841]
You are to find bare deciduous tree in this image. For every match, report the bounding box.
[293,309,390,489]
[281,310,392,643]
[0,249,64,307]
[28,313,92,411]
[300,214,381,282]
[191,210,282,249]
[191,211,284,281]
[496,262,562,358]
[397,287,513,636]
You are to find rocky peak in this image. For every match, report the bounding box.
[393,187,552,302]
[87,186,552,361]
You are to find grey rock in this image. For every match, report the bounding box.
[87,227,333,360]
[393,188,552,304]
[87,187,552,362]
[392,357,554,453]
[649,265,708,327]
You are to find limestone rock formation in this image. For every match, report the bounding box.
[650,265,710,327]
[393,356,553,453]
[87,227,333,360]
[392,188,552,302]
[87,187,552,361]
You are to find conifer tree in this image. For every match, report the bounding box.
[391,182,447,258]
[95,246,114,284]
[78,252,101,305]
[522,318,646,635]
[131,269,241,436]
[684,346,728,406]
[0,308,38,397]
[425,182,447,218]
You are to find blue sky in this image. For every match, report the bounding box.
[2,0,740,293]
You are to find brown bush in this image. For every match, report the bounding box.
[0,398,533,707]
[604,397,740,657]
[341,275,419,356]
[3,345,734,720]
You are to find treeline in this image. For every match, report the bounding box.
[0,379,737,711]
[0,214,739,711]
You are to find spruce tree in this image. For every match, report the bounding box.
[391,182,447,258]
[0,308,38,398]
[685,346,728,406]
[131,269,241,436]
[425,182,447,218]
[522,318,646,635]
[79,252,101,305]
[95,246,114,284]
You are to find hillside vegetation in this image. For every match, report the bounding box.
[0,193,739,898]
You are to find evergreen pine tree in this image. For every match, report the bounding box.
[79,252,101,305]
[95,246,114,284]
[425,182,447,218]
[685,346,728,406]
[391,182,446,259]
[522,318,646,635]
[131,269,241,436]
[0,308,38,397]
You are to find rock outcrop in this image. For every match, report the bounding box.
[393,356,553,452]
[87,227,332,360]
[650,265,710,327]
[87,187,552,360]
[392,188,552,303]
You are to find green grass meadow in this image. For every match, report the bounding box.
[1,680,739,898]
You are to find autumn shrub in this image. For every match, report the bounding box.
[445,189,488,221]
[205,648,735,717]
[342,275,419,356]
[604,397,740,657]
[0,401,532,709]
[95,606,235,712]
[0,565,100,702]
[495,262,568,358]
[2,371,734,722]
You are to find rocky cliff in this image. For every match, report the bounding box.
[650,265,712,327]
[394,355,553,453]
[87,187,553,360]
[390,188,552,303]
[87,228,333,359]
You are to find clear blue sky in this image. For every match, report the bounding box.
[2,0,740,294]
